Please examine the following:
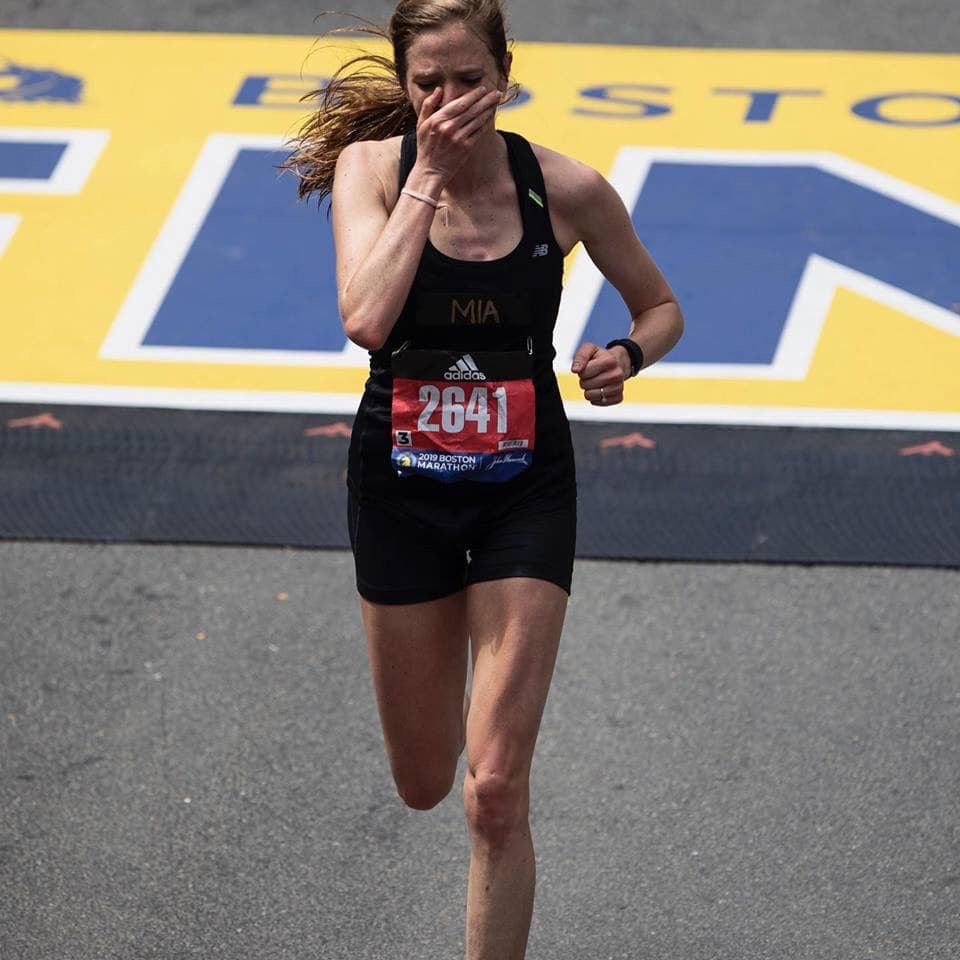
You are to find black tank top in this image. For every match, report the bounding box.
[348,130,575,499]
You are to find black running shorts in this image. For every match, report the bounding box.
[347,483,577,605]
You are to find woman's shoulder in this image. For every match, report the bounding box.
[524,139,626,251]
[337,135,404,170]
[528,140,608,209]
[335,135,405,201]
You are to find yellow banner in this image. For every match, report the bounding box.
[1,30,958,428]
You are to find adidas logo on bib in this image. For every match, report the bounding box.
[444,354,487,381]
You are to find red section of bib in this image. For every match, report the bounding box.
[392,377,536,456]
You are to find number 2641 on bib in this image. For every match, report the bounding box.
[391,376,536,483]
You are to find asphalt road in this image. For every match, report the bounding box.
[2,3,960,959]
[4,0,960,51]
[3,542,959,960]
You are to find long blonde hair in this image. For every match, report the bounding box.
[284,0,516,204]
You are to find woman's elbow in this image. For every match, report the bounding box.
[342,313,387,352]
[670,302,685,347]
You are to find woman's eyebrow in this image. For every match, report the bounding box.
[410,66,484,80]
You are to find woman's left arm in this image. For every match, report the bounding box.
[548,156,684,406]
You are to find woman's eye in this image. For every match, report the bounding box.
[416,82,436,91]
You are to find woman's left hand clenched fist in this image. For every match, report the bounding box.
[571,342,628,406]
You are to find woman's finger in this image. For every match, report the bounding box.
[434,85,496,121]
[577,348,625,389]
[587,385,623,406]
[455,105,499,142]
[417,86,444,123]
[427,90,500,139]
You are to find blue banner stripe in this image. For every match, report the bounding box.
[585,162,960,365]
[0,141,66,180]
[144,148,342,351]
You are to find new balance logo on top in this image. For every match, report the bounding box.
[532,243,549,257]
[444,354,487,381]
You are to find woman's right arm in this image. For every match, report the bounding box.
[331,138,442,351]
[331,86,500,351]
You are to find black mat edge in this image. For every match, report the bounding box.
[1,401,957,568]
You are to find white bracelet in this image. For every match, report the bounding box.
[401,187,442,209]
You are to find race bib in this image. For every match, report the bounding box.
[391,347,535,483]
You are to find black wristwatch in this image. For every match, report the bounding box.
[605,338,645,378]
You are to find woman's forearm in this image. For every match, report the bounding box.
[339,165,445,351]
[628,299,684,370]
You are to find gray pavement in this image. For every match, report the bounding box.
[3,0,960,52]
[3,2,960,958]
[2,542,959,959]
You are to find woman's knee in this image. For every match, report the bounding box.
[463,766,529,845]
[393,762,457,811]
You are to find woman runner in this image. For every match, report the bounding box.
[286,2,683,956]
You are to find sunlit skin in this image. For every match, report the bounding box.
[329,18,684,960]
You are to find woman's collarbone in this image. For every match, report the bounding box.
[430,196,523,261]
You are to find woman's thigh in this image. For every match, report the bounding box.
[361,592,470,806]
[465,577,568,786]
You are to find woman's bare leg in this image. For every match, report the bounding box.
[462,578,567,960]
[360,592,470,809]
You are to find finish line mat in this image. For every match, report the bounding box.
[1,403,957,566]
[1,31,958,563]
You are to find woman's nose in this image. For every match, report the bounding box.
[440,82,467,105]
